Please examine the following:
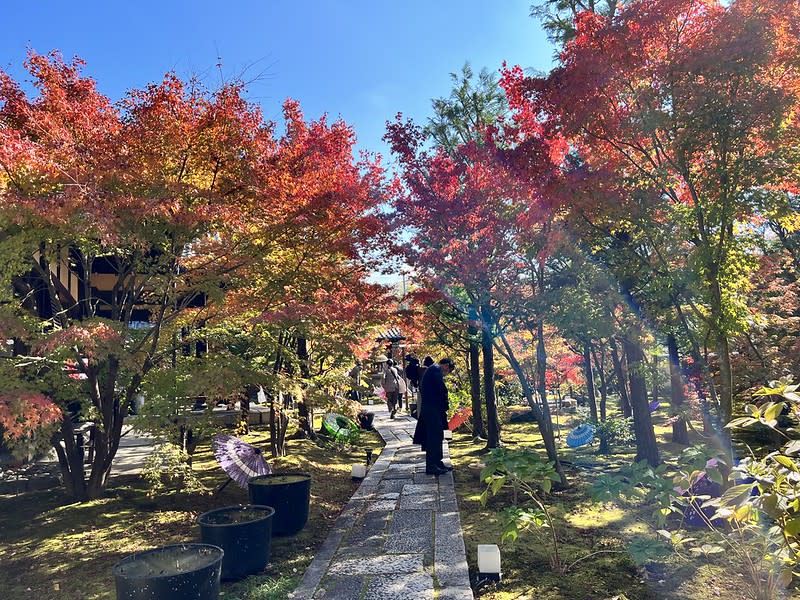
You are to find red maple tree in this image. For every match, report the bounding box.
[0,51,392,498]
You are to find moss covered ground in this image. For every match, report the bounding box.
[0,418,384,600]
[0,406,767,600]
[450,407,753,600]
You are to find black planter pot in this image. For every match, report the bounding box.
[248,472,311,536]
[112,543,223,600]
[197,505,275,580]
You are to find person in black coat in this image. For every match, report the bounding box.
[411,356,436,448]
[404,354,421,390]
[412,357,456,475]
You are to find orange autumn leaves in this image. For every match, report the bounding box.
[0,51,394,438]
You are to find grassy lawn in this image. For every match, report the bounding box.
[450,407,752,600]
[0,418,384,600]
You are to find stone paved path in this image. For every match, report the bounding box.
[292,406,474,600]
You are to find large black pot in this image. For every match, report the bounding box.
[197,504,274,580]
[112,543,223,600]
[248,472,311,536]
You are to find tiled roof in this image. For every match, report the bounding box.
[375,327,405,341]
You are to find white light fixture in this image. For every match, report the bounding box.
[351,464,367,479]
[477,544,501,581]
[443,430,453,440]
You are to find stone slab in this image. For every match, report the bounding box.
[344,510,391,548]
[377,492,401,500]
[385,509,433,554]
[400,483,439,510]
[327,553,424,576]
[384,463,417,479]
[435,511,471,588]
[413,472,437,484]
[312,575,364,599]
[393,451,425,463]
[437,586,475,600]
[403,483,438,495]
[363,573,435,600]
[439,498,459,512]
[331,545,385,557]
[366,499,399,512]
[296,406,472,599]
[378,479,411,493]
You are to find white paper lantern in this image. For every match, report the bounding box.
[443,430,453,440]
[351,464,367,479]
[477,544,501,580]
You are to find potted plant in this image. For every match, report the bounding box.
[248,472,311,535]
[112,543,223,600]
[197,504,275,580]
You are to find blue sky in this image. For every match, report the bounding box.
[2,1,555,160]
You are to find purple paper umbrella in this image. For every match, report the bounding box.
[212,434,271,489]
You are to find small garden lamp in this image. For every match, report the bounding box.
[477,544,501,582]
[365,449,374,465]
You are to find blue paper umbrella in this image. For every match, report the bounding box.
[566,424,596,448]
[649,400,660,412]
[212,434,271,489]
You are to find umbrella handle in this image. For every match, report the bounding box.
[215,477,234,495]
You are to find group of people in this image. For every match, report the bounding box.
[348,353,458,476]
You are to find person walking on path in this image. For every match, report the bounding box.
[348,359,362,403]
[382,359,405,418]
[413,357,456,475]
[404,354,422,417]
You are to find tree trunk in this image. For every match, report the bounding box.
[480,305,500,449]
[297,336,310,379]
[673,302,721,412]
[239,395,251,434]
[268,333,287,457]
[269,391,279,458]
[709,276,732,426]
[496,330,567,486]
[716,334,733,426]
[275,408,289,457]
[468,339,486,439]
[622,335,660,466]
[297,401,317,440]
[651,352,660,408]
[181,425,198,466]
[667,333,689,444]
[482,326,500,449]
[535,322,549,419]
[85,366,132,499]
[534,322,567,485]
[53,418,88,500]
[591,344,608,422]
[610,339,632,418]
[582,342,599,422]
[243,384,260,434]
[86,419,114,499]
[295,337,317,440]
[591,344,610,454]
